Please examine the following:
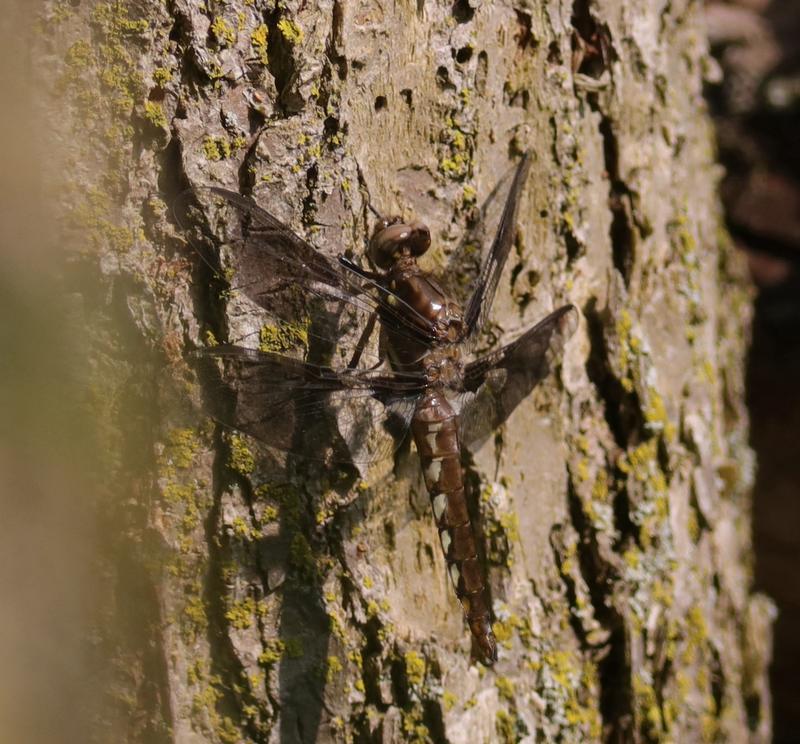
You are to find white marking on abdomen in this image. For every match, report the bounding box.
[426,460,442,489]
[432,492,446,521]
[425,432,438,452]
[449,562,460,587]
[440,529,451,555]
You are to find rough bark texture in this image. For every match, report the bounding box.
[38,0,774,741]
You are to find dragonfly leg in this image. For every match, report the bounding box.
[347,310,378,369]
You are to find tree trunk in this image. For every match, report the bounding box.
[33,0,774,741]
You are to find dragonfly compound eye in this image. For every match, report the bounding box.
[406,221,431,257]
[370,220,431,268]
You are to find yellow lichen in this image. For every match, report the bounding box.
[225,597,256,630]
[182,595,208,641]
[404,650,426,687]
[250,23,268,64]
[228,434,255,475]
[152,66,172,85]
[143,100,167,129]
[259,321,309,352]
[277,18,304,44]
[203,135,231,161]
[326,655,342,681]
[210,16,235,46]
[495,710,516,744]
[495,676,516,702]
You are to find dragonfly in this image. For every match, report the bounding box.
[179,152,578,663]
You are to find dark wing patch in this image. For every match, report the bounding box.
[176,188,438,364]
[459,305,578,450]
[195,345,425,465]
[462,152,532,341]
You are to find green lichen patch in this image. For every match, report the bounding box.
[527,648,602,740]
[492,610,534,650]
[495,708,529,744]
[250,23,269,64]
[485,508,521,567]
[210,16,235,47]
[442,690,457,711]
[326,654,343,682]
[404,650,426,688]
[258,321,308,353]
[288,533,316,582]
[277,18,304,44]
[190,672,246,744]
[67,188,140,254]
[143,99,168,130]
[225,596,258,630]
[495,676,516,703]
[258,639,285,666]
[152,66,172,86]
[162,427,200,470]
[230,515,258,541]
[669,212,706,341]
[182,593,209,642]
[203,135,231,161]
[438,115,474,181]
[228,434,255,475]
[400,704,430,743]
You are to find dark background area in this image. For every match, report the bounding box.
[706,1,800,740]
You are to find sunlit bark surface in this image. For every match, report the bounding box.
[39,0,773,741]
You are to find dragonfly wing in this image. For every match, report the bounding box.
[461,152,532,341]
[459,305,578,450]
[175,188,438,364]
[195,345,425,465]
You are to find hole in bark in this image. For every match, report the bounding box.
[400,88,413,106]
[324,116,339,136]
[563,225,583,262]
[435,65,455,90]
[598,623,634,740]
[168,11,191,47]
[302,163,319,226]
[710,644,725,725]
[421,699,447,742]
[157,138,184,211]
[514,10,534,50]
[745,692,762,732]
[548,41,563,65]
[455,45,473,63]
[384,520,396,550]
[452,0,474,23]
[264,12,303,115]
[374,95,387,111]
[598,116,635,284]
[565,482,609,606]
[475,51,488,95]
[583,298,645,450]
[503,81,530,109]
[390,654,412,706]
[332,0,344,57]
[571,0,611,78]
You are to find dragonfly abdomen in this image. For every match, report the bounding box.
[411,390,498,663]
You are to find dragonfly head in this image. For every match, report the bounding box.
[369,218,431,270]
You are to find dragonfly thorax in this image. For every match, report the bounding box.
[421,347,464,389]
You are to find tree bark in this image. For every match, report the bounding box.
[38,0,774,741]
